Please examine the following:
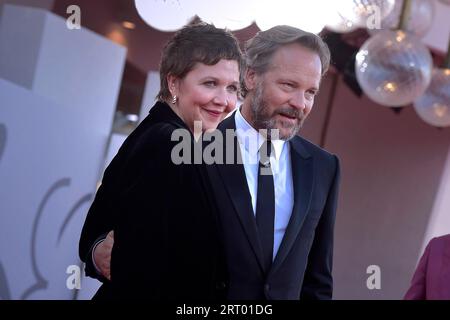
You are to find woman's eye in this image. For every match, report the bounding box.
[227,85,238,92]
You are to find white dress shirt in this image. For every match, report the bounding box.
[234,108,294,260]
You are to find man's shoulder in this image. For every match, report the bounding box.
[290,136,340,179]
[291,135,338,162]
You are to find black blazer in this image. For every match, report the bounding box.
[79,101,226,300]
[205,112,340,300]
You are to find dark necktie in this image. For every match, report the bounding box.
[256,139,275,273]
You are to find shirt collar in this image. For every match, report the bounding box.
[235,106,286,160]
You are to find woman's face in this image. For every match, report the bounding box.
[168,59,240,132]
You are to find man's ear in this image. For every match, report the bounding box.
[244,68,258,91]
[167,74,179,97]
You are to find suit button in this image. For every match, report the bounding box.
[264,284,270,292]
[216,281,227,290]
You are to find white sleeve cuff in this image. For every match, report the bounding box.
[91,238,106,275]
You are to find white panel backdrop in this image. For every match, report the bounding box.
[139,71,160,123]
[0,5,126,299]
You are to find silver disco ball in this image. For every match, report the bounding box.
[368,0,435,38]
[355,29,433,107]
[414,68,450,127]
[334,0,396,28]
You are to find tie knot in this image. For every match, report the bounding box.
[259,140,273,167]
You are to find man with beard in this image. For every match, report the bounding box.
[204,25,341,300]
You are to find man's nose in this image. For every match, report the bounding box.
[289,91,306,111]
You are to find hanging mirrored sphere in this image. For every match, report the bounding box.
[324,2,359,33]
[333,0,396,28]
[326,15,359,33]
[368,0,435,38]
[355,29,433,107]
[414,68,450,127]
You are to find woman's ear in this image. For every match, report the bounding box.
[167,74,179,97]
[244,68,258,91]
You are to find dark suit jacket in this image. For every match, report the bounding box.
[404,234,450,300]
[204,113,340,300]
[79,101,226,300]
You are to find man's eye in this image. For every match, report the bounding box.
[305,91,317,100]
[204,81,216,87]
[282,82,294,89]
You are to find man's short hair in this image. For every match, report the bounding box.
[241,25,331,97]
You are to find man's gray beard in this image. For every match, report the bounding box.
[250,83,304,141]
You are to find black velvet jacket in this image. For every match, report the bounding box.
[79,101,226,300]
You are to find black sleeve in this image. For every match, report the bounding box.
[83,233,108,281]
[108,124,186,298]
[300,155,341,300]
[78,122,182,283]
[78,139,129,282]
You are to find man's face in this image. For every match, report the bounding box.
[245,43,322,140]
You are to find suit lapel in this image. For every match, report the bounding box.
[210,114,266,273]
[271,137,314,274]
